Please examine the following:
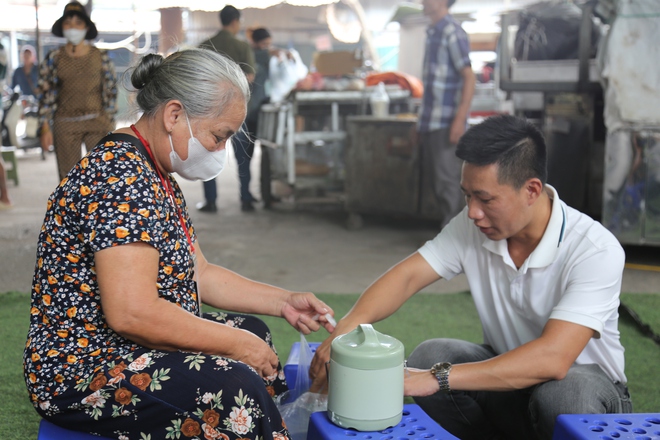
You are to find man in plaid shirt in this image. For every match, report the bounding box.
[419,0,475,228]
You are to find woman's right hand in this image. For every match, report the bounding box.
[227,328,280,379]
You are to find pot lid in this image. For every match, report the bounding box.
[330,324,404,370]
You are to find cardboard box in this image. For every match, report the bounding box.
[312,50,363,76]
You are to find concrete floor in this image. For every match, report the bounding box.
[2,146,660,297]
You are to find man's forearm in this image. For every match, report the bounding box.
[455,67,476,122]
[341,252,439,328]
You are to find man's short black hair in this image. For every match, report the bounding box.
[456,115,547,189]
[448,0,457,7]
[251,27,271,43]
[220,5,240,27]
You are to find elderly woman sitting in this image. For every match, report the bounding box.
[24,48,335,440]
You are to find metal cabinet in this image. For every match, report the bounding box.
[544,92,604,219]
[344,116,445,228]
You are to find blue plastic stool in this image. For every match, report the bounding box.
[306,403,459,440]
[284,341,321,393]
[552,413,660,440]
[37,419,113,440]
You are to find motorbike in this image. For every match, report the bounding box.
[1,85,44,159]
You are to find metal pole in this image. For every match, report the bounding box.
[577,2,594,93]
[34,0,40,61]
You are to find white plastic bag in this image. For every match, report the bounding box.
[269,49,308,103]
[275,333,327,440]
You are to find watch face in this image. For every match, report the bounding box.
[432,362,451,373]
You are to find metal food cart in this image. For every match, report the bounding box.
[256,88,413,212]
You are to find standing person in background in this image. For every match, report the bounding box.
[38,1,117,181]
[249,29,308,209]
[12,45,39,98]
[231,27,272,212]
[197,4,255,213]
[247,28,272,126]
[419,0,475,228]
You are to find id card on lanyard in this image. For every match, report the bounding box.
[125,127,204,317]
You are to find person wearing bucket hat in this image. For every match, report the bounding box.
[37,1,117,181]
[51,1,98,43]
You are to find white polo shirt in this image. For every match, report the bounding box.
[419,185,626,383]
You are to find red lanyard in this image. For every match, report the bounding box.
[130,125,195,255]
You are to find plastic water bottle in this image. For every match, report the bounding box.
[370,82,390,118]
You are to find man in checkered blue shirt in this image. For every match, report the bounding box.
[419,0,476,228]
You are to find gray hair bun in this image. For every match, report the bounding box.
[129,49,250,119]
[131,53,164,90]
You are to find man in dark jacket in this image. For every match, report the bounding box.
[197,5,256,213]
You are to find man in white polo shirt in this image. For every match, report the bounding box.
[310,115,631,440]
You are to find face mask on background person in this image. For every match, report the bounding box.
[63,28,87,45]
[168,112,227,181]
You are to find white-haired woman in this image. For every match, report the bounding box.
[24,48,335,440]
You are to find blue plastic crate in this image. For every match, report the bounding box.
[552,413,660,440]
[37,419,113,440]
[284,341,321,390]
[306,403,459,440]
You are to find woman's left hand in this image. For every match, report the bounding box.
[281,292,335,334]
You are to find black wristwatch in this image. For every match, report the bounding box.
[430,362,452,393]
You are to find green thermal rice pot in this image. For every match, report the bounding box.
[327,324,404,431]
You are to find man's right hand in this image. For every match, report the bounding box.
[309,319,362,392]
[309,336,333,392]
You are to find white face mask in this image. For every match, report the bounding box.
[169,113,227,181]
[63,28,87,45]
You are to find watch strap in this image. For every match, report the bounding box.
[431,362,452,393]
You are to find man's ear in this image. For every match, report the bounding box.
[525,178,544,205]
[162,100,184,134]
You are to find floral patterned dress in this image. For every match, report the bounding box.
[23,136,291,440]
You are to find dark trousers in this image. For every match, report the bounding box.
[233,122,255,203]
[407,338,632,440]
[202,122,256,204]
[40,313,291,440]
[419,128,464,228]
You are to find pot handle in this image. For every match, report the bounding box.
[358,324,381,347]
